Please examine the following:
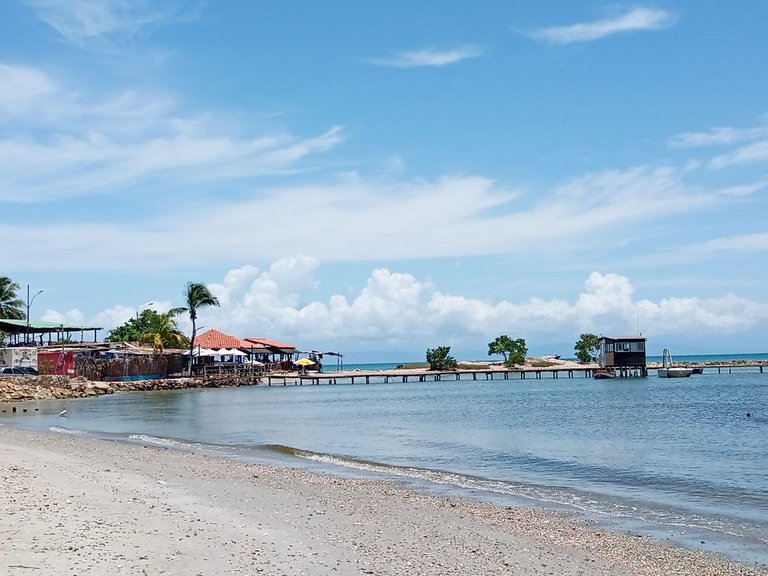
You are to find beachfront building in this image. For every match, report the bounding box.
[192,330,305,372]
[598,335,647,377]
[0,318,102,347]
[243,337,298,371]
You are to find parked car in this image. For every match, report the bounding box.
[0,367,26,376]
[19,367,39,375]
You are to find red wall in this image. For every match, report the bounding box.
[38,350,75,377]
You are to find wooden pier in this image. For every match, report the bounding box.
[267,367,597,386]
[266,363,766,386]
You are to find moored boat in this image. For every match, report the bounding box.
[657,366,694,378]
[593,369,616,379]
[657,349,693,378]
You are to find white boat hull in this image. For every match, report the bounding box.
[657,367,693,378]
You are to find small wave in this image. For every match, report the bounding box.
[257,444,767,545]
[49,426,88,436]
[128,434,187,448]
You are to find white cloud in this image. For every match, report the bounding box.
[668,124,768,148]
[696,233,768,253]
[41,307,85,326]
[82,263,768,353]
[637,293,766,335]
[719,180,768,197]
[369,45,483,68]
[0,165,711,272]
[636,232,768,268]
[26,0,192,42]
[709,140,768,169]
[0,63,345,203]
[531,8,674,44]
[668,121,768,169]
[0,64,63,119]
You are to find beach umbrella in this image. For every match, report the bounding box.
[184,347,218,357]
[295,357,315,366]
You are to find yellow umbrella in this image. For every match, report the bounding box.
[295,357,316,366]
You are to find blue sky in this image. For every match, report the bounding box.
[2,1,767,362]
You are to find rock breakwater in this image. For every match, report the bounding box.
[0,373,261,402]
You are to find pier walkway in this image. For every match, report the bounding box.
[266,363,766,386]
[267,367,597,386]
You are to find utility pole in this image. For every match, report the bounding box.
[25,285,44,346]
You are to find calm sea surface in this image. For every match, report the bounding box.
[2,357,767,564]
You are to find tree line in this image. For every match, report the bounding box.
[425,333,601,370]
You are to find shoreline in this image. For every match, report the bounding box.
[1,426,766,575]
[3,357,767,402]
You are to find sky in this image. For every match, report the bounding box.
[2,1,767,362]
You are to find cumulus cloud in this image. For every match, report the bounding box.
[369,45,483,68]
[530,8,674,44]
[83,261,768,353]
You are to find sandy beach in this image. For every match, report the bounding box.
[1,426,765,576]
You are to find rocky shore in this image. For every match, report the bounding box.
[0,373,257,402]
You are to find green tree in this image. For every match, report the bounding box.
[574,333,600,363]
[107,309,189,350]
[139,311,187,352]
[107,309,157,342]
[0,277,25,320]
[488,335,527,367]
[426,346,458,371]
[175,282,220,373]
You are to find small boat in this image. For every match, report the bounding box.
[593,369,616,379]
[657,349,693,378]
[539,354,561,361]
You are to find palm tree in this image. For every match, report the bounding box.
[0,277,25,320]
[174,282,220,373]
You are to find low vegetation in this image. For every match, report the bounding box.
[529,360,558,368]
[396,363,429,370]
[457,363,489,370]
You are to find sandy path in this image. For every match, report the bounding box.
[1,426,765,576]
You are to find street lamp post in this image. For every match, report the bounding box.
[25,285,44,346]
[136,302,155,320]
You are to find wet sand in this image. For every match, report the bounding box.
[1,426,765,575]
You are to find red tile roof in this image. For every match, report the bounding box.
[245,337,296,349]
[194,329,254,350]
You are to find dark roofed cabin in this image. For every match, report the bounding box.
[599,336,647,377]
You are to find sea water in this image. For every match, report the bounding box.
[2,365,766,564]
